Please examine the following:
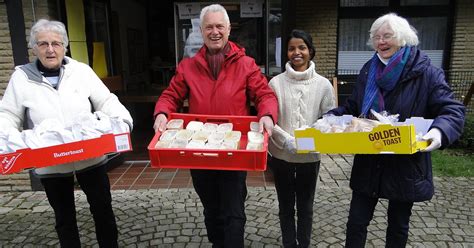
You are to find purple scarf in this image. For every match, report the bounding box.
[361,46,411,116]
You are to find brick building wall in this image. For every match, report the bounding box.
[0,3,14,97]
[0,0,51,192]
[450,0,474,71]
[23,0,50,61]
[0,2,29,192]
[294,0,338,79]
[449,0,474,110]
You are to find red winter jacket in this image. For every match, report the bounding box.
[154,41,278,121]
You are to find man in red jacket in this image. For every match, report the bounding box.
[153,4,278,248]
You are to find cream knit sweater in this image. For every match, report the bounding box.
[268,61,336,163]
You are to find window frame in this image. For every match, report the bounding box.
[337,0,455,72]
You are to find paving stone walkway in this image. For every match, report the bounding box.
[0,154,473,247]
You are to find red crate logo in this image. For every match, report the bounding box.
[1,153,22,174]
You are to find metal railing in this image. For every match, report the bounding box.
[446,70,474,110]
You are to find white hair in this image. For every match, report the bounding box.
[368,13,419,49]
[28,19,69,51]
[199,4,230,28]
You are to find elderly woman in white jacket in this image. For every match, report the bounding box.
[0,19,132,247]
[268,29,336,248]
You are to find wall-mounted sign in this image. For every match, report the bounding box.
[178,3,200,20]
[240,1,262,18]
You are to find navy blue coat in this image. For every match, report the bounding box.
[329,47,465,202]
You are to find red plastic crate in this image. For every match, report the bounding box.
[147,113,268,171]
[1,133,132,175]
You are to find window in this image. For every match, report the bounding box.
[338,18,374,73]
[173,1,282,77]
[407,17,447,68]
[174,2,264,65]
[267,0,282,76]
[337,0,452,73]
[84,0,114,76]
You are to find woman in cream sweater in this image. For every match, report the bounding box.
[268,29,336,248]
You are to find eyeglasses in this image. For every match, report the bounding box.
[372,34,396,42]
[36,41,64,49]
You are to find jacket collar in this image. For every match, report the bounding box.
[195,41,245,65]
[18,57,72,84]
[398,46,430,83]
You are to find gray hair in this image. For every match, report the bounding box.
[368,13,419,49]
[199,4,230,28]
[28,19,69,51]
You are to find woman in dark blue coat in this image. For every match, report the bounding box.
[328,13,465,247]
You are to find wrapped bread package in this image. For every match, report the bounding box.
[224,131,241,143]
[186,140,206,149]
[175,129,194,141]
[221,140,239,150]
[248,131,264,144]
[217,123,233,133]
[155,140,171,148]
[204,142,222,150]
[208,132,225,144]
[166,119,184,130]
[186,121,204,131]
[250,122,259,132]
[202,123,218,133]
[169,139,188,148]
[246,142,263,150]
[347,118,381,132]
[192,130,210,142]
[160,130,178,141]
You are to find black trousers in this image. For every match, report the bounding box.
[269,157,320,248]
[345,191,414,248]
[190,169,247,248]
[40,165,118,248]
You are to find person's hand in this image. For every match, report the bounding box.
[259,116,274,136]
[153,114,168,133]
[421,128,442,152]
[284,136,297,154]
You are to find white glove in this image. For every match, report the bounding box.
[421,128,442,152]
[259,116,274,136]
[153,114,168,133]
[284,136,297,154]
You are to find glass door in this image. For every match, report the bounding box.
[173,0,282,78]
[266,0,282,77]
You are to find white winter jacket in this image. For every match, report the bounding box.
[0,57,133,177]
